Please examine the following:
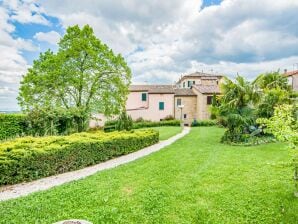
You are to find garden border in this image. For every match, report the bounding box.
[0,127,190,201]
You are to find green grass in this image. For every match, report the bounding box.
[0,127,297,223]
[143,126,182,140]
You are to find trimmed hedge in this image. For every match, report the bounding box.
[132,120,180,129]
[0,114,28,140]
[0,129,159,185]
[191,119,217,127]
[104,119,181,132]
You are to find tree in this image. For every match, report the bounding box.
[253,71,290,91]
[257,104,298,197]
[219,76,259,142]
[18,25,131,132]
[116,111,133,131]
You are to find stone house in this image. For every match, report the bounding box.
[126,72,223,126]
[284,70,298,92]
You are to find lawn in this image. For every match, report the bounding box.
[0,127,297,223]
[141,126,182,140]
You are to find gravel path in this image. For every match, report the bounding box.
[0,127,190,201]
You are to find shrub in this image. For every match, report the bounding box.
[0,114,28,140]
[116,112,133,131]
[0,129,159,185]
[191,119,217,127]
[162,115,175,121]
[132,120,180,129]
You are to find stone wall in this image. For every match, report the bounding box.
[174,96,197,125]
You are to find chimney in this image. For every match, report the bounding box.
[284,69,287,74]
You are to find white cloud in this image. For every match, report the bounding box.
[34,31,61,45]
[37,0,298,84]
[1,0,298,110]
[2,0,50,25]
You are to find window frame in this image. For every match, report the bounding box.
[207,95,213,105]
[177,98,181,106]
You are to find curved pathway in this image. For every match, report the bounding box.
[0,127,190,201]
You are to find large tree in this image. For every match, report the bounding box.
[18,25,131,131]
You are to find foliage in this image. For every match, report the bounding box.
[0,114,28,140]
[257,88,291,118]
[218,76,259,143]
[162,115,175,121]
[18,25,131,132]
[257,104,298,196]
[132,120,180,129]
[253,71,290,90]
[116,111,133,131]
[1,127,297,223]
[191,119,217,127]
[104,119,180,132]
[0,129,158,185]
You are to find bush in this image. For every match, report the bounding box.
[191,119,217,127]
[116,112,133,131]
[0,129,159,185]
[132,120,180,129]
[0,114,28,140]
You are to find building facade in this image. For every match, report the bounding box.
[284,70,298,92]
[126,72,223,125]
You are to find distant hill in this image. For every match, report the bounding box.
[0,111,21,114]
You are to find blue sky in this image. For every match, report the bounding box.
[0,0,298,111]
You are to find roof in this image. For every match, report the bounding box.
[192,84,221,94]
[129,85,175,94]
[185,71,222,77]
[174,88,197,96]
[284,70,298,77]
[177,71,223,83]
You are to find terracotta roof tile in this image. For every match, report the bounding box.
[174,88,196,96]
[192,84,221,94]
[284,70,298,77]
[129,85,175,93]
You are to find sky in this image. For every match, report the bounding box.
[0,0,298,111]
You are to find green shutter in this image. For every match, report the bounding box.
[159,102,164,110]
[141,93,147,101]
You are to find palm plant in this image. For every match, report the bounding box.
[219,76,259,143]
[253,71,290,90]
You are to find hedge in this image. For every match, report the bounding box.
[0,129,159,185]
[0,114,28,140]
[191,120,217,127]
[132,120,180,129]
[104,119,180,132]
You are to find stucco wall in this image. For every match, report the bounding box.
[127,93,174,121]
[126,91,148,110]
[174,96,197,125]
[292,74,298,92]
[192,88,212,120]
[178,77,202,88]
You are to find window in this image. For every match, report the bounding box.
[183,82,185,88]
[207,96,213,105]
[141,92,147,101]
[187,80,191,87]
[193,81,195,85]
[159,102,164,110]
[177,98,181,106]
[184,114,187,119]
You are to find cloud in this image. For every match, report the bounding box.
[37,0,298,85]
[34,30,61,45]
[0,1,50,110]
[1,0,298,110]
[2,0,50,25]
